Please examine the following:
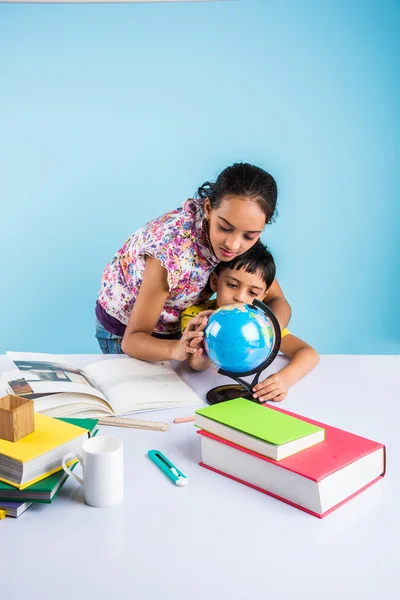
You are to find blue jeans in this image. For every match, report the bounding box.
[95,319,125,354]
[95,318,182,354]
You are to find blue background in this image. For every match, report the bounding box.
[0,0,399,355]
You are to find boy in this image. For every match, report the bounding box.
[181,243,319,403]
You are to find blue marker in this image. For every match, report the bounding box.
[148,450,188,486]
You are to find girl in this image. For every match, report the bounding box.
[95,162,291,361]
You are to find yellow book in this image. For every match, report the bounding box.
[0,413,90,490]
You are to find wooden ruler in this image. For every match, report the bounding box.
[98,416,168,432]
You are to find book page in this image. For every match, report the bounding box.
[0,369,114,417]
[1,368,108,401]
[4,352,113,414]
[30,392,114,418]
[84,357,203,415]
[6,352,97,387]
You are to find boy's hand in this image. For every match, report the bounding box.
[186,310,215,370]
[187,309,214,356]
[173,316,205,361]
[252,372,291,403]
[173,310,214,362]
[188,344,212,371]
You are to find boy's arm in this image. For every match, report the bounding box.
[263,278,291,329]
[252,334,319,403]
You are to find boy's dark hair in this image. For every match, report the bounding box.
[215,242,276,290]
[195,162,277,224]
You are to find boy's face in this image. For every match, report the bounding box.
[210,267,267,307]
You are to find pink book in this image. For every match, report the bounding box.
[199,405,386,518]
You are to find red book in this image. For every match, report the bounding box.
[199,405,386,518]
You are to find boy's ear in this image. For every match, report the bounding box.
[209,272,219,292]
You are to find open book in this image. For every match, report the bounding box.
[0,352,203,418]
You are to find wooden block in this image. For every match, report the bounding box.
[0,394,35,442]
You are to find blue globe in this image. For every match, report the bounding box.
[203,302,277,374]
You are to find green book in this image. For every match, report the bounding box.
[195,398,325,461]
[0,418,98,503]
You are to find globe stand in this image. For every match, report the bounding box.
[206,384,254,405]
[206,299,281,405]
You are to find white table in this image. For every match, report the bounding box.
[1,354,399,600]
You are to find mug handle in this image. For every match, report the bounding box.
[62,452,84,486]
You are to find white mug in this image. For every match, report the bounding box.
[62,436,123,508]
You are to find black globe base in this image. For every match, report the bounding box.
[206,384,254,405]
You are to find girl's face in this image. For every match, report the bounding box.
[205,196,266,262]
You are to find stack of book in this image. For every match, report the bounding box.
[0,415,98,518]
[195,398,386,518]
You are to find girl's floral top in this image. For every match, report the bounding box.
[97,198,219,334]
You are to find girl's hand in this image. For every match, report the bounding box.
[188,329,211,370]
[173,311,213,362]
[186,309,214,356]
[252,372,291,403]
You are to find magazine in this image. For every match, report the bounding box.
[0,352,203,418]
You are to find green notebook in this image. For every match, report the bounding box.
[195,398,325,460]
[0,418,98,503]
